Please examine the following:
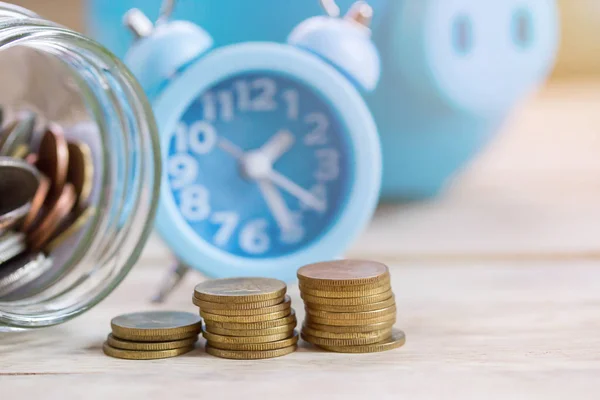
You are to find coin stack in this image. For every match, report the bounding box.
[193,277,298,360]
[298,260,406,353]
[103,311,201,360]
[0,109,96,300]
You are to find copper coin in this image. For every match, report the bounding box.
[28,183,76,251]
[36,124,69,200]
[45,206,96,252]
[297,260,390,287]
[21,174,50,232]
[25,153,38,165]
[66,141,93,207]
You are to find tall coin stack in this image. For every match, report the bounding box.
[103,311,201,360]
[193,278,299,360]
[298,260,406,353]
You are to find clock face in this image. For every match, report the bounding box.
[166,72,352,258]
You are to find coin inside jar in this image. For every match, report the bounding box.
[66,141,93,207]
[20,174,50,232]
[0,110,36,157]
[36,124,69,200]
[28,183,76,251]
[0,252,53,299]
[0,157,40,230]
[45,206,96,252]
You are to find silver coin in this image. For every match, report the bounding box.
[0,157,40,230]
[0,231,26,265]
[0,110,36,156]
[0,252,53,299]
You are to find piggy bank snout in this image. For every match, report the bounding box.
[392,0,559,115]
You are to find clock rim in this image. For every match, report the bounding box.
[153,41,381,282]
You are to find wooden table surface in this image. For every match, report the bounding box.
[3,83,600,398]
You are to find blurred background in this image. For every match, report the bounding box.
[9,0,600,263]
[13,0,600,80]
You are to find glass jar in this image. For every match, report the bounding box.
[0,3,160,330]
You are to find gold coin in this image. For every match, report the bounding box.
[204,310,296,330]
[305,312,395,326]
[316,329,406,353]
[195,295,291,316]
[201,308,291,323]
[305,305,397,321]
[192,295,285,310]
[208,331,298,351]
[107,334,198,351]
[297,260,389,287]
[301,324,393,340]
[299,283,390,298]
[194,277,286,303]
[304,320,395,333]
[10,143,29,159]
[301,290,393,306]
[300,276,390,292]
[67,141,94,207]
[305,295,395,312]
[301,330,392,346]
[202,327,292,344]
[204,322,296,337]
[111,311,202,342]
[45,207,96,252]
[103,343,195,360]
[205,344,297,360]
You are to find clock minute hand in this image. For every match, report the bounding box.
[257,179,296,233]
[269,171,326,212]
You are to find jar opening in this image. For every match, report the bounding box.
[0,6,161,329]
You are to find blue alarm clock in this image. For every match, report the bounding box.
[123,1,382,294]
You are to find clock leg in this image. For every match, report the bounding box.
[151,260,190,303]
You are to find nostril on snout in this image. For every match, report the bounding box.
[453,14,473,56]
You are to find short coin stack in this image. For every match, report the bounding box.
[193,278,298,360]
[103,311,201,360]
[299,260,406,353]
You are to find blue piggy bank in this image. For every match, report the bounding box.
[88,0,559,200]
[370,0,559,199]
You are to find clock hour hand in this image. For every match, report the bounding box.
[258,129,295,163]
[269,171,326,212]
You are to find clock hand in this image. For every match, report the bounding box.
[257,179,297,233]
[219,135,326,212]
[218,137,244,159]
[269,170,326,212]
[258,129,295,164]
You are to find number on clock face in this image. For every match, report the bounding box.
[167,73,351,258]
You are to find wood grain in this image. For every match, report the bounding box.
[2,260,600,399]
